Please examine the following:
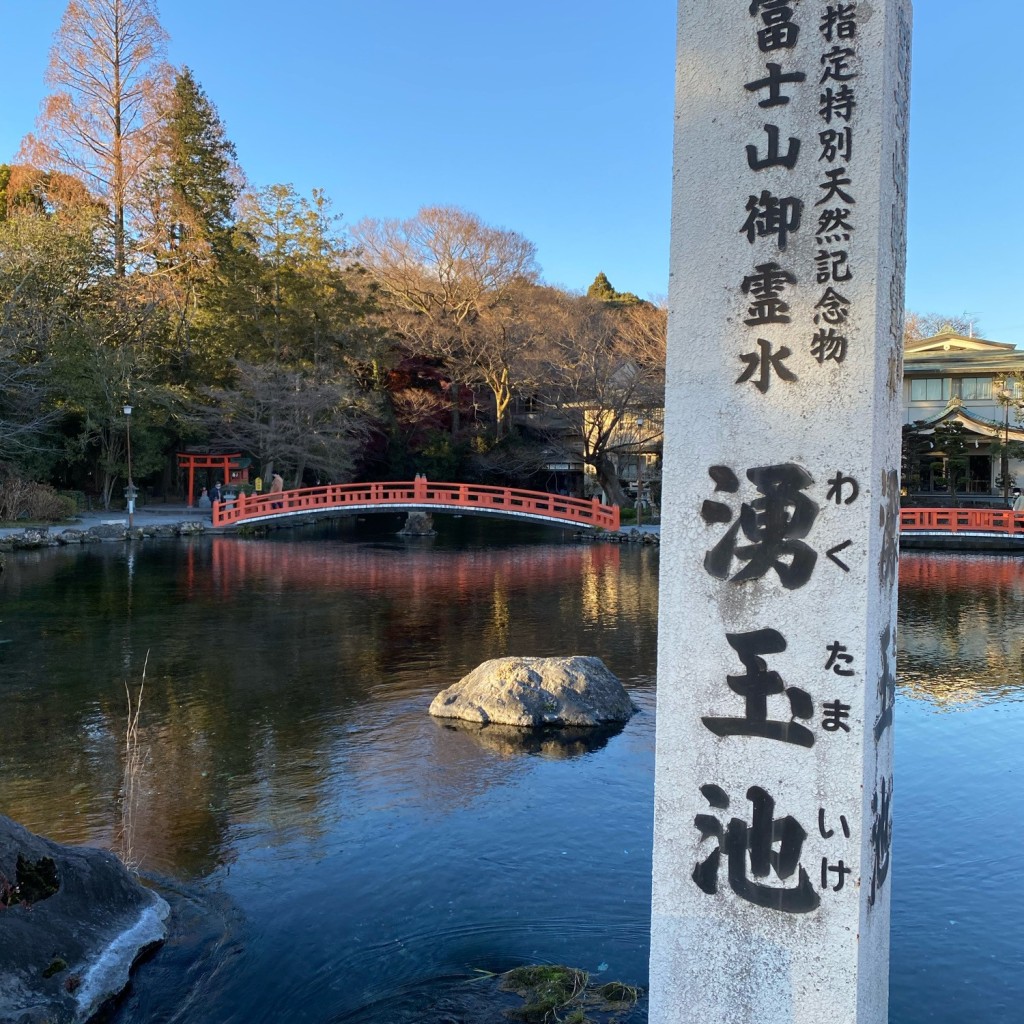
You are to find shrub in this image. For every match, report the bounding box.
[0,475,78,522]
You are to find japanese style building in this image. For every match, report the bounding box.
[513,328,1024,510]
[903,329,1024,501]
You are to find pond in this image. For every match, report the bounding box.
[0,522,1021,1023]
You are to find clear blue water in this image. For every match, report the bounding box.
[1,523,1021,1022]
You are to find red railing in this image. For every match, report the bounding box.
[212,477,621,531]
[900,507,1024,536]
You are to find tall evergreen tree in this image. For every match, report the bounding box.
[142,68,244,384]
[155,67,239,263]
[586,271,642,307]
[0,165,10,221]
[235,183,370,370]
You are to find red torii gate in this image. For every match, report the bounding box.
[177,452,245,507]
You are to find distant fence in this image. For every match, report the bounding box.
[212,478,621,532]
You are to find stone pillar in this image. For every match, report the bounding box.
[651,3,910,1023]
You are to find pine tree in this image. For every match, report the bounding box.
[586,271,642,307]
[142,68,246,385]
[158,67,239,264]
[587,271,616,302]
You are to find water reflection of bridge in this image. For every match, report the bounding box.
[183,536,624,601]
[899,552,1024,593]
[899,553,1024,707]
[212,478,620,532]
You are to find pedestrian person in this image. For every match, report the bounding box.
[270,472,284,509]
[1012,488,1024,513]
[212,481,222,503]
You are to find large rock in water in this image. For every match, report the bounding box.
[0,815,169,1024]
[429,656,636,727]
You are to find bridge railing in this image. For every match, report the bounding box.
[212,478,621,531]
[900,507,1024,535]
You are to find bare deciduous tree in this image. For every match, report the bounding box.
[20,0,172,276]
[196,361,377,486]
[541,294,667,506]
[390,387,447,449]
[904,310,980,342]
[352,206,539,434]
[460,281,550,440]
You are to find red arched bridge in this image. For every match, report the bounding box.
[899,506,1024,550]
[211,477,621,532]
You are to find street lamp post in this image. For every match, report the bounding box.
[123,404,137,530]
[995,377,1019,506]
[636,416,645,528]
[1002,393,1011,506]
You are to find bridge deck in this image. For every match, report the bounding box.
[901,507,1024,535]
[900,507,1024,549]
[212,479,621,532]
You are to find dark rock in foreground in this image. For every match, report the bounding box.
[0,815,169,1024]
[429,655,636,727]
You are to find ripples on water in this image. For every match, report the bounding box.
[1,527,1021,1023]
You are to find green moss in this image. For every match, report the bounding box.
[497,964,643,1023]
[596,982,641,1004]
[501,965,588,1021]
[43,958,67,979]
[235,524,268,537]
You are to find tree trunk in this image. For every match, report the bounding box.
[594,454,629,507]
[101,470,116,511]
[492,374,511,441]
[449,379,460,436]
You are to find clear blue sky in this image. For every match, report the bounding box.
[2,1,1022,342]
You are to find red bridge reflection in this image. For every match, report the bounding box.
[182,535,624,601]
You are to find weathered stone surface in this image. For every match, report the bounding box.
[86,523,127,541]
[177,521,206,536]
[56,530,87,545]
[0,815,169,1024]
[398,511,435,536]
[429,655,636,727]
[10,530,57,550]
[651,2,908,1021]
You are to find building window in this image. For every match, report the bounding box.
[994,378,1024,401]
[960,377,994,401]
[910,378,950,402]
